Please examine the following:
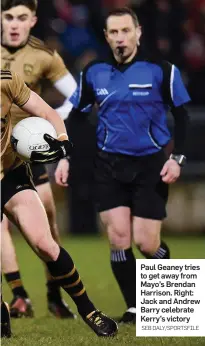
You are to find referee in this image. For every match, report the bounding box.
[59,7,190,324]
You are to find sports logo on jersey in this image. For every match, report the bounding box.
[97,88,109,96]
[133,91,149,96]
[3,62,11,70]
[24,64,33,76]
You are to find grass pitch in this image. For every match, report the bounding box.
[2,234,205,346]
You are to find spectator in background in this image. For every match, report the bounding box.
[182,0,205,104]
[53,0,103,67]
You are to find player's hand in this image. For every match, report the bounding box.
[160,159,181,184]
[55,158,69,187]
[30,134,73,164]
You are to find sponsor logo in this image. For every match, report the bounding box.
[16,184,30,190]
[97,88,109,96]
[133,91,149,96]
[29,144,49,151]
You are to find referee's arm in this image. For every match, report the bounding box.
[170,104,190,155]
[164,62,191,156]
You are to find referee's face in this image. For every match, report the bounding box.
[104,14,142,63]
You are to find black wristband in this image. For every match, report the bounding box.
[169,154,186,167]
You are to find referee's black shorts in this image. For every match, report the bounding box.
[94,149,169,220]
[1,163,36,220]
[30,163,49,186]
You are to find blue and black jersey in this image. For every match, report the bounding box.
[69,53,190,156]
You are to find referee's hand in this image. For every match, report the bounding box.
[160,159,181,184]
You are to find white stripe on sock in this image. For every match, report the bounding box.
[111,250,127,262]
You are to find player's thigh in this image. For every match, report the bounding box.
[4,189,53,248]
[36,182,56,218]
[132,216,162,253]
[1,163,36,220]
[100,207,132,248]
[31,163,57,220]
[2,164,53,250]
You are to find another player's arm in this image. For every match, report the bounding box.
[64,66,96,130]
[55,66,96,186]
[43,50,77,120]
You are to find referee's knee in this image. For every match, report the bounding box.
[136,240,160,256]
[108,226,131,249]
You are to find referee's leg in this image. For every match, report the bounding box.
[132,217,170,259]
[100,207,137,322]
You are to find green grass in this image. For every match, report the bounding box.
[2,234,205,346]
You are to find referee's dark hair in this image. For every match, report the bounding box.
[104,7,139,29]
[1,0,38,12]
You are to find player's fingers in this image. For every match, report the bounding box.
[44,133,56,143]
[55,169,62,186]
[61,172,68,186]
[61,180,68,187]
[55,168,68,187]
[61,169,68,185]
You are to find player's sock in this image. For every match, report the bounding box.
[110,248,136,308]
[46,247,96,318]
[141,241,170,259]
[46,269,62,301]
[4,271,28,298]
[47,280,61,301]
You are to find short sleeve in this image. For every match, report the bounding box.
[44,51,68,83]
[170,65,191,107]
[11,71,31,107]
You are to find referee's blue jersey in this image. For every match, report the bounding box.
[69,55,191,156]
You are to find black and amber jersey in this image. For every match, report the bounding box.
[1,70,31,179]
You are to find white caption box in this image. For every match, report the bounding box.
[136,259,205,337]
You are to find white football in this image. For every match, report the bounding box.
[11,117,57,161]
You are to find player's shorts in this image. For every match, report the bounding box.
[1,163,36,220]
[30,163,49,186]
[94,149,169,220]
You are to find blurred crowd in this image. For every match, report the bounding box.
[32,0,205,106]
